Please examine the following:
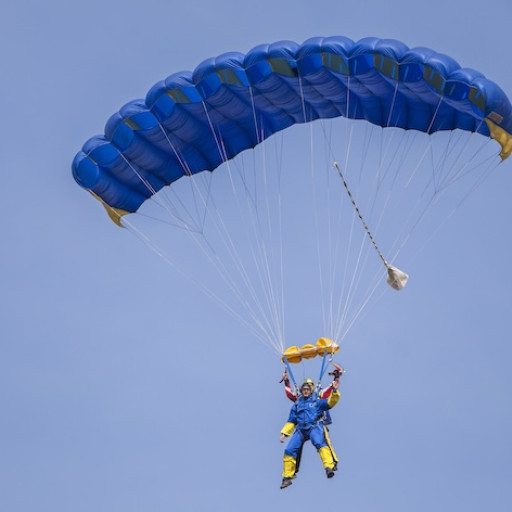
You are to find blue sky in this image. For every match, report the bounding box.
[2,1,512,511]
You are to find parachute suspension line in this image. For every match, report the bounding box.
[256,127,287,350]
[173,207,283,348]
[335,124,369,338]
[329,123,362,344]
[335,139,381,340]
[387,127,500,267]
[340,130,411,337]
[123,121,275,321]
[378,128,455,268]
[273,134,287,351]
[155,113,286,349]
[118,152,206,233]
[380,133,443,265]
[432,130,469,192]
[315,120,379,341]
[392,161,498,272]
[121,215,281,355]
[340,82,387,304]
[331,137,413,341]
[436,132,499,192]
[117,153,186,229]
[326,124,348,341]
[205,160,286,349]
[308,123,332,338]
[312,120,363,344]
[335,283,383,343]
[158,121,275,335]
[298,76,307,123]
[203,103,285,346]
[386,81,400,129]
[399,142,501,269]
[118,154,159,196]
[299,80,337,340]
[426,129,474,194]
[230,102,287,351]
[249,86,263,146]
[426,96,445,136]
[312,120,410,343]
[134,122,215,233]
[149,175,212,234]
[339,125,385,341]
[310,120,383,342]
[201,101,228,165]
[198,101,286,351]
[453,153,501,209]
[155,122,212,229]
[391,130,476,261]
[368,129,417,262]
[343,126,383,266]
[312,122,344,341]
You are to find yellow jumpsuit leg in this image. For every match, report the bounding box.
[318,446,335,469]
[323,425,339,465]
[282,455,296,478]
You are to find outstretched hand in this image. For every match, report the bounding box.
[279,434,285,443]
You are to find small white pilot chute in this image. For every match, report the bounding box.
[386,265,409,291]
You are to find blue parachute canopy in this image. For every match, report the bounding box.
[72,36,512,218]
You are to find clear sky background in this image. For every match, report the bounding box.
[2,1,512,511]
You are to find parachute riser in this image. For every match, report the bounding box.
[316,349,332,392]
[282,356,300,396]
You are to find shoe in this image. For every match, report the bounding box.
[333,462,338,471]
[280,478,293,489]
[325,467,335,479]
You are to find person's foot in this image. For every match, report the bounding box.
[280,478,293,489]
[325,467,335,478]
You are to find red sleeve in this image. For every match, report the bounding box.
[284,383,297,402]
[320,385,333,399]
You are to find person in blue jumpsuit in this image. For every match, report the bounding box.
[279,378,340,489]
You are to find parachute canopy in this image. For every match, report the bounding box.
[72,36,512,221]
[72,36,512,355]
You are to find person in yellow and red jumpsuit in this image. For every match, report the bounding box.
[279,379,340,489]
[281,374,339,475]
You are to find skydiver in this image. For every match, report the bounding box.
[281,371,340,475]
[279,378,340,489]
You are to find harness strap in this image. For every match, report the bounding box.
[317,350,331,389]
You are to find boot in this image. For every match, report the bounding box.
[325,467,335,478]
[319,446,335,478]
[280,477,293,489]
